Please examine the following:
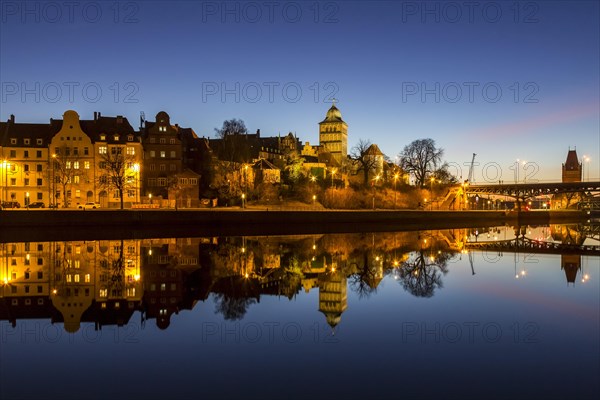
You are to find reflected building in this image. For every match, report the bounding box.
[318,269,347,330]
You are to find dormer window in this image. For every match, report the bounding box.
[100,134,106,141]
[10,138,17,145]
[24,139,30,145]
[114,135,120,141]
[159,126,167,132]
[127,135,133,142]
[36,139,43,145]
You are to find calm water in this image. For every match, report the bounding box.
[1,224,598,400]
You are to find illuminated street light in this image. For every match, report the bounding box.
[393,173,399,209]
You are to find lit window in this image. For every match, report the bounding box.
[74,274,80,283]
[84,274,90,283]
[66,161,71,169]
[100,134,106,141]
[84,161,90,169]
[99,289,107,298]
[66,274,72,282]
[160,151,166,158]
[126,147,135,155]
[99,146,107,154]
[73,161,79,169]
[150,151,155,158]
[160,283,166,291]
[75,189,81,198]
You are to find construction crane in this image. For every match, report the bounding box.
[465,153,476,184]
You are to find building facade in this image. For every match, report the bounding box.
[318,104,348,166]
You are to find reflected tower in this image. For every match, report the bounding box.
[318,269,347,330]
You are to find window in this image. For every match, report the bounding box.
[37,178,42,186]
[66,274,72,283]
[158,178,167,186]
[10,178,16,186]
[150,150,155,158]
[148,178,156,187]
[10,150,16,158]
[160,283,166,291]
[24,178,30,186]
[99,162,107,169]
[170,164,176,171]
[10,138,17,145]
[170,151,176,158]
[159,164,166,171]
[37,138,43,145]
[99,146,107,154]
[25,272,30,279]
[37,192,43,200]
[99,289,108,298]
[37,271,43,279]
[74,274,80,283]
[84,147,89,155]
[37,258,43,265]
[114,135,120,141]
[75,189,81,197]
[160,138,166,144]
[36,164,42,172]
[37,150,42,158]
[100,134,106,141]
[25,286,30,293]
[65,161,71,169]
[65,148,70,156]
[128,135,133,142]
[24,139,30,145]
[170,138,176,144]
[24,150,29,158]
[73,161,79,169]
[149,138,156,143]
[84,161,90,169]
[24,165,30,172]
[160,151,166,158]
[37,286,43,294]
[126,147,135,155]
[190,178,198,185]
[150,164,156,171]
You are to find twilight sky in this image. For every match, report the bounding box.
[1,0,598,182]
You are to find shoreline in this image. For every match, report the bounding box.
[0,209,592,242]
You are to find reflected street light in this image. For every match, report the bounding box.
[133,163,140,203]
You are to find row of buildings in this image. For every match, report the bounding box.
[1,104,391,208]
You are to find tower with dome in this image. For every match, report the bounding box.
[318,101,348,165]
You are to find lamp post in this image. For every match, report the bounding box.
[241,193,246,209]
[583,156,590,182]
[330,168,336,189]
[133,163,140,203]
[372,175,380,210]
[393,173,399,209]
[149,193,152,205]
[25,192,29,208]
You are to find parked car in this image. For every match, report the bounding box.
[28,202,45,208]
[1,201,21,209]
[78,202,101,210]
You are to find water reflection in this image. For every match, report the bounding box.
[1,224,597,333]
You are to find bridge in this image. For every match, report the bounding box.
[464,237,600,256]
[439,181,600,209]
[464,181,600,200]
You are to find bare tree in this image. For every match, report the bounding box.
[97,148,137,209]
[397,250,450,297]
[51,149,84,208]
[214,118,248,138]
[351,139,380,186]
[168,175,182,210]
[398,139,444,187]
[214,119,250,162]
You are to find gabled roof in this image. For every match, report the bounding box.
[366,143,384,156]
[564,149,580,169]
[0,118,61,147]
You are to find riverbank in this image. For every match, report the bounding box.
[0,209,590,242]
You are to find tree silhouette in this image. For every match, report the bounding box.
[398,139,444,187]
[397,250,450,297]
[351,139,381,186]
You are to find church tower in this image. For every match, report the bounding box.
[562,149,582,182]
[319,102,348,165]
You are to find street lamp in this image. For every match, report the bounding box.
[133,163,140,203]
[330,168,336,189]
[393,173,399,209]
[372,175,380,210]
[25,192,29,208]
[241,193,246,209]
[149,193,152,205]
[583,156,590,182]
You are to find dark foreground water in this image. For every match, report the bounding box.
[1,224,598,400]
